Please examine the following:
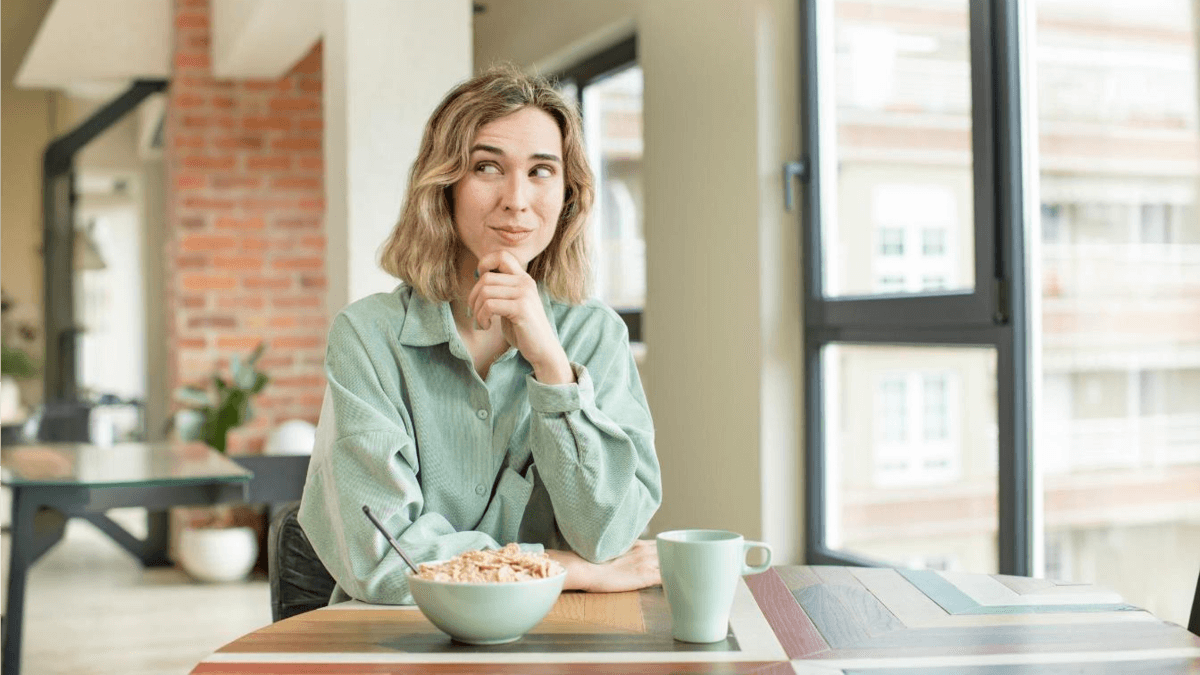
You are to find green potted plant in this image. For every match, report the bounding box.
[172,342,270,583]
[174,342,269,454]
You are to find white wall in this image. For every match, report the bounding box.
[324,0,473,313]
[477,0,804,561]
[142,159,168,440]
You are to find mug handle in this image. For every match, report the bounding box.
[742,540,772,575]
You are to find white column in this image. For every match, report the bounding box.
[324,0,473,315]
[639,0,802,561]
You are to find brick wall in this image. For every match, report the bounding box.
[166,0,326,454]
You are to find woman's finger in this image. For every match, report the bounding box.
[471,286,523,328]
[476,297,521,330]
[475,250,525,279]
[468,275,522,316]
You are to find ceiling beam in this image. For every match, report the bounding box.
[211,0,323,79]
[14,0,170,93]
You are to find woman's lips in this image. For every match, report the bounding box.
[492,228,533,244]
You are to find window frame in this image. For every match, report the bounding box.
[553,36,643,343]
[799,0,1033,576]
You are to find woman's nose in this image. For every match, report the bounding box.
[501,175,530,211]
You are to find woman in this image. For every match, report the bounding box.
[298,66,662,605]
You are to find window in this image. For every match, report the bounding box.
[868,369,960,485]
[1074,203,1130,244]
[1139,204,1172,244]
[922,228,946,256]
[878,228,904,256]
[801,0,1200,625]
[1033,0,1200,624]
[878,377,907,443]
[1043,535,1071,582]
[1041,204,1064,243]
[923,375,949,441]
[869,185,960,295]
[871,369,961,487]
[802,0,1020,576]
[825,345,978,565]
[554,37,643,342]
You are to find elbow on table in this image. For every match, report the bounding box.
[341,569,415,606]
[571,502,660,564]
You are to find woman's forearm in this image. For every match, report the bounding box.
[544,541,660,593]
[545,548,594,590]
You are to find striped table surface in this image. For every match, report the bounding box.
[192,566,1200,674]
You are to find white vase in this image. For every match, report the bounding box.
[264,419,317,455]
[0,375,26,424]
[178,526,258,583]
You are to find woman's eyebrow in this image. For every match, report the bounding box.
[470,144,561,164]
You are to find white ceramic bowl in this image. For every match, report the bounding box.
[407,565,567,645]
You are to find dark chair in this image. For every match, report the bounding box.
[1189,568,1200,637]
[268,501,337,622]
[36,400,93,442]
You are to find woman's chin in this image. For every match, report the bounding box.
[478,247,535,270]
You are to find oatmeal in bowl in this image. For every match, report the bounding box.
[407,543,568,645]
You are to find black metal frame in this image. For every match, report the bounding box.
[42,79,168,404]
[2,478,249,675]
[799,0,1032,576]
[1189,568,1200,637]
[552,37,643,342]
[0,451,310,675]
[555,36,637,94]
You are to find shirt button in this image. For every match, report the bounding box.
[477,409,489,420]
[475,484,486,496]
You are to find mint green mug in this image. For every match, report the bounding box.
[656,529,773,643]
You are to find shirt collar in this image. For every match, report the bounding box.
[397,283,560,347]
[397,288,453,347]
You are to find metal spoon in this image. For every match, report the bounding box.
[361,505,420,575]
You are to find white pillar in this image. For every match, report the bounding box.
[324,0,473,314]
[639,0,802,561]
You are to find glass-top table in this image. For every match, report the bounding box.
[1,441,251,486]
[1,442,253,675]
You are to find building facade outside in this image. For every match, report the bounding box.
[824,0,1199,625]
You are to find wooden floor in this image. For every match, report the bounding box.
[1,506,272,675]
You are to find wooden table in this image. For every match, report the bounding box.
[1,442,253,675]
[192,565,1200,674]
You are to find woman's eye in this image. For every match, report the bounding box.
[531,166,555,178]
[475,162,501,174]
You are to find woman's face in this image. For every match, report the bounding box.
[452,106,566,272]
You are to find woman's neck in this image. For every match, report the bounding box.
[449,257,476,333]
[449,290,507,379]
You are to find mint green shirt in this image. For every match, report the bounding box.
[298,283,661,605]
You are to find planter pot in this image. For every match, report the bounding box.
[178,526,259,583]
[265,419,316,455]
[0,375,26,424]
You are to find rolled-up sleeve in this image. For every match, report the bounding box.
[524,313,661,562]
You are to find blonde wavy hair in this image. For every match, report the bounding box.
[380,65,594,304]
